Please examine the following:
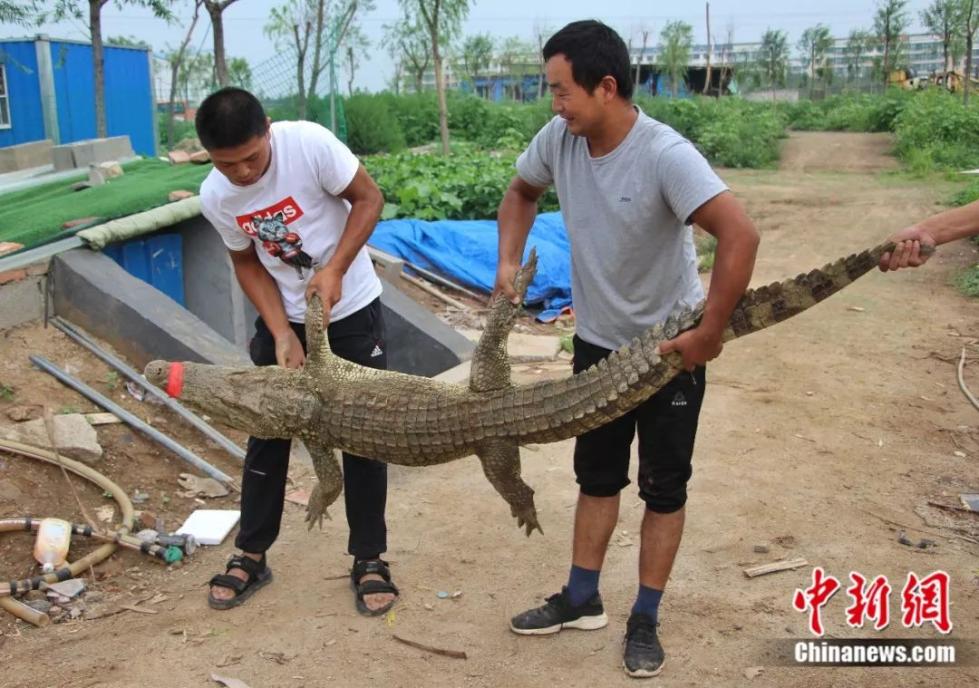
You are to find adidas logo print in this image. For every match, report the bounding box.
[371,344,383,357]
[671,392,687,407]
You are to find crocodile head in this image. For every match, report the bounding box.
[144,360,314,440]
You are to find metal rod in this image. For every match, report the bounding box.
[50,317,246,462]
[29,355,236,486]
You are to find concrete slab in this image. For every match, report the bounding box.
[457,329,561,359]
[0,139,53,174]
[52,248,249,368]
[52,136,134,171]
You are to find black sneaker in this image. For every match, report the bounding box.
[510,587,608,635]
[623,613,665,678]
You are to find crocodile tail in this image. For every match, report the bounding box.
[506,242,893,445]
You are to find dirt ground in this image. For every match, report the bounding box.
[1,132,977,687]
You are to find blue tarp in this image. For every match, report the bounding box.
[369,212,572,321]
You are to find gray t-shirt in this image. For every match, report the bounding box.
[516,110,728,350]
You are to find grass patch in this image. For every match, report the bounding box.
[0,159,212,249]
[695,232,717,273]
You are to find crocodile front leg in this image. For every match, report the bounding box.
[305,441,343,531]
[476,439,541,536]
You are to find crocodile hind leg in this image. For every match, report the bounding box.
[305,440,343,531]
[476,439,541,536]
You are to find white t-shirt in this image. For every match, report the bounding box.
[200,120,382,323]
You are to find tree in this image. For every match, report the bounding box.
[757,28,789,100]
[533,22,551,98]
[401,0,473,156]
[498,36,532,100]
[798,23,833,97]
[265,0,363,120]
[340,24,370,96]
[456,33,493,91]
[165,0,203,150]
[634,24,651,94]
[54,1,171,139]
[659,20,693,98]
[874,0,909,85]
[106,34,150,48]
[227,56,252,89]
[202,1,239,88]
[384,13,430,93]
[961,0,978,104]
[922,0,965,72]
[0,1,40,24]
[844,29,873,85]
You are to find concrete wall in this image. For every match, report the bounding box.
[0,261,47,330]
[177,215,256,348]
[52,249,249,368]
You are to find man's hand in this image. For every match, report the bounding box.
[658,324,723,371]
[305,266,344,327]
[492,261,522,305]
[879,226,937,272]
[274,329,306,369]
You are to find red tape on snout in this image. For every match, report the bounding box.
[165,362,185,398]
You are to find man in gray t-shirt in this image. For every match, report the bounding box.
[496,21,759,679]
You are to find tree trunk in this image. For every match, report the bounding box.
[966,33,973,106]
[209,4,229,87]
[307,0,326,101]
[808,44,815,99]
[347,47,355,96]
[703,3,711,95]
[167,2,201,152]
[90,0,107,138]
[434,40,449,154]
[638,32,648,95]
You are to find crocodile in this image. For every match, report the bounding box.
[144,242,903,536]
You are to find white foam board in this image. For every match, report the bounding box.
[175,509,241,546]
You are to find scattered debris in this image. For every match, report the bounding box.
[169,190,195,202]
[451,590,463,599]
[954,451,967,458]
[285,488,311,506]
[436,591,449,599]
[61,217,102,230]
[259,651,292,664]
[1,414,103,463]
[5,405,42,422]
[753,544,770,554]
[85,412,123,426]
[744,666,765,680]
[132,489,150,505]
[743,558,809,578]
[96,505,115,523]
[392,634,467,660]
[137,511,162,531]
[178,473,230,498]
[845,306,865,313]
[24,599,52,615]
[773,535,796,549]
[0,241,23,257]
[45,578,86,599]
[211,673,252,688]
[897,530,938,550]
[136,529,159,543]
[69,181,93,192]
[168,150,192,165]
[119,604,157,615]
[961,494,979,512]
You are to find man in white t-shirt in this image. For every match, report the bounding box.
[195,88,398,616]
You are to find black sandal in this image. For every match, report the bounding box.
[351,558,399,617]
[208,554,273,610]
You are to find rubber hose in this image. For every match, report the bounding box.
[0,438,134,598]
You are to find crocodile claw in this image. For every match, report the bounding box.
[305,481,333,531]
[513,505,543,537]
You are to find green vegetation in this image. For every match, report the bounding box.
[0,159,211,248]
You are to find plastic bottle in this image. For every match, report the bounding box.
[33,518,72,573]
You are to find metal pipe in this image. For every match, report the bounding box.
[28,355,236,486]
[50,317,246,462]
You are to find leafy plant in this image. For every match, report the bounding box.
[0,384,14,401]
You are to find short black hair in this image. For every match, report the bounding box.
[543,20,634,100]
[195,87,268,150]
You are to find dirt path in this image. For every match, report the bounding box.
[779,131,901,174]
[1,133,977,687]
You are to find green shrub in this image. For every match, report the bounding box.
[344,94,405,155]
[365,149,558,220]
[894,90,979,172]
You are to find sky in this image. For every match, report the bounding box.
[2,0,937,93]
